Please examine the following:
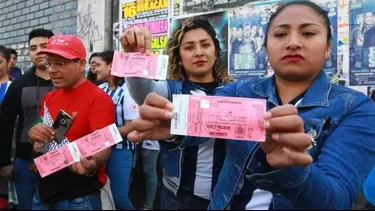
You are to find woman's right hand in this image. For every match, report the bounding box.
[120,27,152,54]
[128,93,174,142]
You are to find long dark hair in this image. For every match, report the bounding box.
[97,50,124,87]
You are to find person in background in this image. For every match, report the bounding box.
[139,141,160,210]
[7,48,22,80]
[0,46,12,210]
[0,29,54,210]
[126,1,375,209]
[95,50,137,210]
[28,35,115,210]
[87,52,101,85]
[122,18,232,210]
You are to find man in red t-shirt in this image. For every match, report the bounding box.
[28,35,115,210]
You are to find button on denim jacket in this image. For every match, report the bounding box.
[207,71,375,210]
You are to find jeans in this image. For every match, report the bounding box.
[141,148,160,209]
[161,186,210,210]
[32,188,101,210]
[14,158,39,210]
[106,145,134,210]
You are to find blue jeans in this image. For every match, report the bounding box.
[32,187,101,210]
[14,158,39,210]
[141,148,160,209]
[106,145,134,210]
[161,186,210,210]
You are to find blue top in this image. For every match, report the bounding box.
[364,166,375,205]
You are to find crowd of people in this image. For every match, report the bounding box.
[0,0,374,210]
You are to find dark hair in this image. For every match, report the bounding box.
[28,29,54,43]
[8,48,17,57]
[264,1,332,47]
[97,50,124,87]
[0,46,10,62]
[89,52,100,63]
[166,18,232,83]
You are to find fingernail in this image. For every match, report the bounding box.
[145,50,151,55]
[263,121,270,129]
[165,111,174,119]
[51,136,54,140]
[166,103,174,110]
[271,133,279,141]
[139,48,145,53]
[263,112,272,119]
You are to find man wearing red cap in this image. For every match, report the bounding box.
[27,35,115,210]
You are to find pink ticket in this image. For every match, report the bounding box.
[34,145,76,178]
[34,123,123,178]
[171,95,266,141]
[74,126,122,158]
[112,51,169,80]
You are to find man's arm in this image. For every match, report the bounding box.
[0,82,20,167]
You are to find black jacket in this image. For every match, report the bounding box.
[0,67,52,167]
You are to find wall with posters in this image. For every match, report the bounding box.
[114,0,375,96]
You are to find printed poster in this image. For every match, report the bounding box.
[171,11,229,70]
[229,0,338,79]
[349,0,375,85]
[173,0,256,16]
[122,19,169,54]
[228,1,284,79]
[120,0,168,23]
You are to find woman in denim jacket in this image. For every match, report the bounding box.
[126,1,375,209]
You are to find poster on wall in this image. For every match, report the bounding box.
[349,0,375,85]
[228,0,338,79]
[173,0,256,16]
[120,0,168,24]
[122,19,169,54]
[228,1,284,79]
[113,22,120,51]
[311,0,338,79]
[171,11,229,69]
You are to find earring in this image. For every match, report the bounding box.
[179,62,182,65]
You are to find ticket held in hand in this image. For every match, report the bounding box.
[171,95,266,142]
[33,123,122,178]
[111,51,169,80]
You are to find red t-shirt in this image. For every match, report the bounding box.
[38,80,115,203]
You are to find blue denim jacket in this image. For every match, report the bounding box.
[208,71,375,209]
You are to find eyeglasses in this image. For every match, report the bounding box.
[45,58,80,68]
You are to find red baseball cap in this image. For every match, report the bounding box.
[37,35,86,60]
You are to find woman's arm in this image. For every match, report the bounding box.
[125,77,170,106]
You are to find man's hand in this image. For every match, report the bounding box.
[70,156,98,176]
[261,104,313,168]
[28,123,55,144]
[0,164,14,179]
[120,27,152,54]
[128,92,174,142]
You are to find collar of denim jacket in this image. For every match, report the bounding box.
[252,70,331,108]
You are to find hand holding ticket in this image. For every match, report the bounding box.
[111,51,169,80]
[171,95,266,141]
[34,124,122,178]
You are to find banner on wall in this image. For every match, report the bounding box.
[171,11,229,69]
[120,0,168,23]
[349,0,375,85]
[122,19,169,54]
[173,0,256,16]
